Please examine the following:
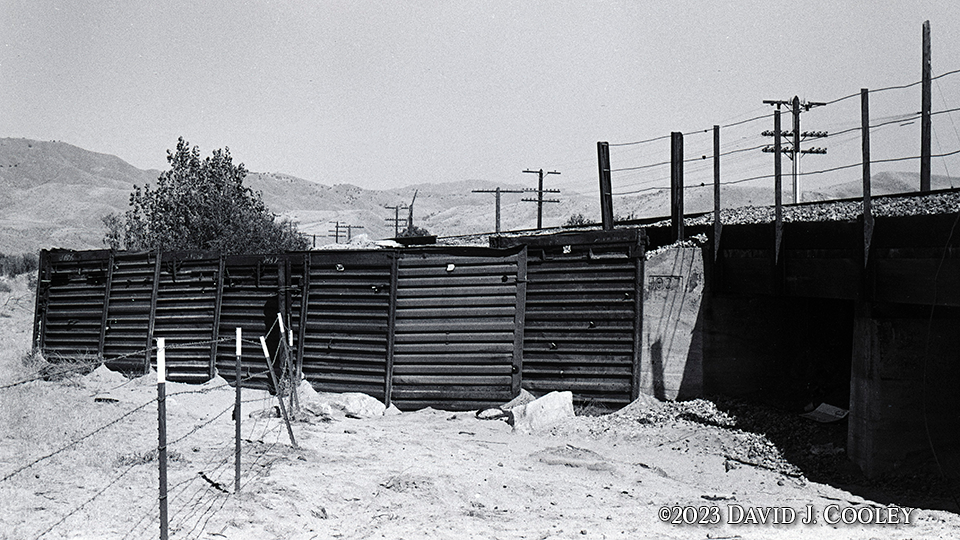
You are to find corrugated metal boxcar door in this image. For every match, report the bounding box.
[298,251,394,401]
[102,251,157,374]
[153,251,221,383]
[215,255,284,390]
[391,246,525,411]
[497,230,644,409]
[37,249,110,359]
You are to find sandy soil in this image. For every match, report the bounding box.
[2,273,959,540]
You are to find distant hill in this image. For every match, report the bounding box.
[1,138,955,254]
[0,138,599,253]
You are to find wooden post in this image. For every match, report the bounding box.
[511,248,527,397]
[774,110,783,264]
[98,253,115,357]
[598,141,614,230]
[792,96,802,204]
[234,328,242,495]
[921,20,932,192]
[630,231,645,401]
[670,132,684,243]
[383,252,399,406]
[862,88,874,268]
[713,126,721,262]
[209,255,225,379]
[259,336,298,448]
[157,338,168,540]
[146,253,162,373]
[495,187,501,234]
[295,254,310,382]
[32,250,50,351]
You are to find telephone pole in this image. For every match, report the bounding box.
[472,186,525,234]
[522,169,561,229]
[384,204,409,237]
[762,97,827,203]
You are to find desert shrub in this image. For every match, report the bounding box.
[0,252,39,277]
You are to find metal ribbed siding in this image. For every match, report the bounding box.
[37,250,110,357]
[391,247,525,411]
[215,255,284,389]
[102,252,156,373]
[494,230,644,409]
[153,252,221,382]
[298,251,394,400]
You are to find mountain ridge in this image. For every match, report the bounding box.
[0,138,955,253]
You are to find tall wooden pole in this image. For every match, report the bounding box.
[774,110,783,264]
[670,132,684,243]
[597,142,614,230]
[921,20,932,192]
[862,88,873,268]
[713,125,721,262]
[792,96,802,203]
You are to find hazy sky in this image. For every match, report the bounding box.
[2,1,959,196]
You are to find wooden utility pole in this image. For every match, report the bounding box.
[774,109,783,264]
[522,169,561,229]
[713,126,721,262]
[384,204,409,237]
[472,187,524,234]
[862,88,874,267]
[763,97,827,203]
[921,20,932,192]
[597,142,614,230]
[670,132,684,243]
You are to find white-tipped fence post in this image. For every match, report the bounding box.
[234,328,242,495]
[157,338,168,540]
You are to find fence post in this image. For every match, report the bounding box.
[713,125,721,263]
[862,88,873,268]
[670,132,684,243]
[259,336,298,448]
[157,338,168,540]
[234,328,242,495]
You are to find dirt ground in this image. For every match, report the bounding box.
[2,273,959,540]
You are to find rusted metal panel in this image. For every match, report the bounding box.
[102,252,155,374]
[38,249,110,358]
[152,251,221,382]
[215,255,285,390]
[391,246,524,411]
[497,230,643,409]
[299,251,393,400]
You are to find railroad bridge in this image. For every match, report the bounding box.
[32,190,960,479]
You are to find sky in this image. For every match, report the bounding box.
[2,0,960,198]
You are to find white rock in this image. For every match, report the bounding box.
[511,391,575,434]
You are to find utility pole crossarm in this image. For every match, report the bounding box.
[762,96,827,203]
[522,168,561,229]
[473,187,525,234]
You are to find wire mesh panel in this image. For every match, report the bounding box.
[391,246,525,411]
[38,250,110,358]
[153,251,221,382]
[298,251,394,400]
[102,252,157,373]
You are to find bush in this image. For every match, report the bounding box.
[0,252,39,277]
[103,137,309,254]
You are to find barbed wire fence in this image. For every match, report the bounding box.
[0,325,303,540]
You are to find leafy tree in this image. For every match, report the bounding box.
[103,138,309,254]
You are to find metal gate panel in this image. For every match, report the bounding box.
[391,247,525,411]
[102,252,157,373]
[38,250,110,358]
[299,251,394,400]
[215,255,284,389]
[495,230,644,408]
[153,252,220,382]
